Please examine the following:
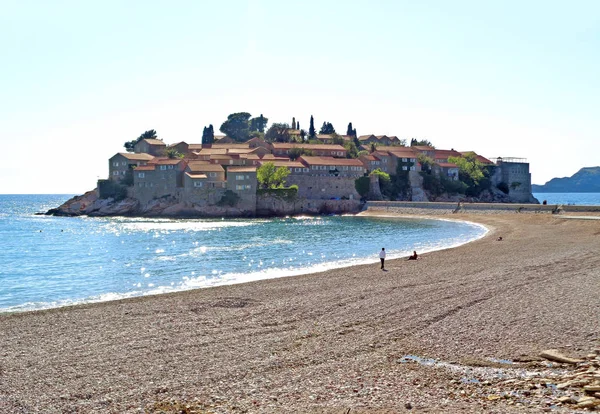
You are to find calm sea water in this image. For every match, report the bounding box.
[533,192,600,206]
[0,195,487,313]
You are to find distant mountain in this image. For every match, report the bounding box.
[532,167,600,193]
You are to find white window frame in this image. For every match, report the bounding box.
[138,172,145,178]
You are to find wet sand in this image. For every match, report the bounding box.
[1,213,599,413]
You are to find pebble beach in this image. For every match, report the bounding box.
[1,212,599,413]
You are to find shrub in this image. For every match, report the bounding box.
[97,180,128,201]
[217,190,240,207]
[355,176,370,198]
[497,182,509,194]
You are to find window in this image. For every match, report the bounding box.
[209,172,217,177]
[138,172,145,178]
[113,161,119,167]
[236,174,244,180]
[229,160,234,165]
[167,165,174,170]
[312,166,318,170]
[246,175,250,180]
[194,181,203,187]
[113,171,119,176]
[121,161,126,166]
[410,166,416,171]
[402,158,407,162]
[303,168,309,172]
[159,165,167,170]
[402,166,408,171]
[236,184,251,190]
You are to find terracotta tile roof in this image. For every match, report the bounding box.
[461,152,493,164]
[140,139,166,146]
[186,161,211,171]
[387,148,418,158]
[134,165,156,171]
[412,145,435,151]
[360,154,379,161]
[185,172,207,179]
[316,134,334,139]
[271,143,346,151]
[288,129,302,135]
[228,166,258,173]
[240,154,261,160]
[259,159,306,168]
[197,148,228,155]
[168,141,187,148]
[375,135,388,139]
[151,158,184,165]
[299,156,364,167]
[434,149,462,159]
[186,164,225,172]
[227,148,257,154]
[261,154,289,159]
[114,152,155,161]
[187,144,203,151]
[210,155,234,160]
[358,135,376,141]
[212,143,251,149]
[437,162,458,168]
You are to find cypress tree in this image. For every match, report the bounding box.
[309,115,316,138]
[292,117,296,130]
[347,122,353,136]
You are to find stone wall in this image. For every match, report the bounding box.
[256,194,361,216]
[286,175,360,200]
[366,201,561,215]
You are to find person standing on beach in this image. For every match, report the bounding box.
[379,248,386,270]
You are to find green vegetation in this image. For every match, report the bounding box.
[219,112,252,142]
[201,125,214,145]
[249,114,268,133]
[217,190,240,207]
[344,141,359,158]
[288,147,313,160]
[420,173,467,197]
[166,148,184,159]
[309,115,316,139]
[98,179,128,201]
[346,122,357,138]
[448,152,494,196]
[257,162,291,189]
[124,129,159,152]
[265,123,291,143]
[497,182,509,194]
[319,121,335,134]
[410,138,434,147]
[417,154,434,173]
[257,186,298,202]
[354,176,370,198]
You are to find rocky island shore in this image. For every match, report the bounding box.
[1,212,599,413]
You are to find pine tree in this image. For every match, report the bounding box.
[309,115,316,138]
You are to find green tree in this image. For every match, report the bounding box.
[249,114,268,133]
[202,124,215,145]
[411,138,434,147]
[346,122,354,136]
[344,141,359,158]
[331,133,344,145]
[289,147,314,160]
[291,117,296,129]
[299,129,307,141]
[309,115,316,138]
[167,148,183,159]
[371,169,392,198]
[124,129,158,152]
[319,121,335,134]
[220,112,252,142]
[354,176,370,198]
[448,152,493,196]
[257,162,291,189]
[417,153,435,173]
[265,123,291,143]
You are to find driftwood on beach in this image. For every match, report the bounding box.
[1,212,599,413]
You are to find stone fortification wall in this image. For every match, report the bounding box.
[256,194,361,216]
[286,175,360,200]
[492,162,535,203]
[366,201,562,215]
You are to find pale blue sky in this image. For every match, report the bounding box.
[1,0,598,193]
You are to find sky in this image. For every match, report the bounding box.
[1,0,599,193]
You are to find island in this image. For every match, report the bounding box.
[47,113,538,217]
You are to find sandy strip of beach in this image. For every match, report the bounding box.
[1,213,599,413]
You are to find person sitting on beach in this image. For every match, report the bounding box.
[496,236,503,241]
[407,251,419,260]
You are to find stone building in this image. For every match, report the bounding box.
[133,139,166,156]
[492,157,535,203]
[109,153,154,182]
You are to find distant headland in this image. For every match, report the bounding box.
[532,167,600,193]
[47,113,538,217]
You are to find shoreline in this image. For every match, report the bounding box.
[1,212,599,412]
[1,214,488,315]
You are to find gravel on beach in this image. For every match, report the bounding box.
[0,213,599,413]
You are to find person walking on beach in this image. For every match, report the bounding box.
[379,247,386,270]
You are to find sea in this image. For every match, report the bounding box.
[533,192,600,206]
[0,194,494,314]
